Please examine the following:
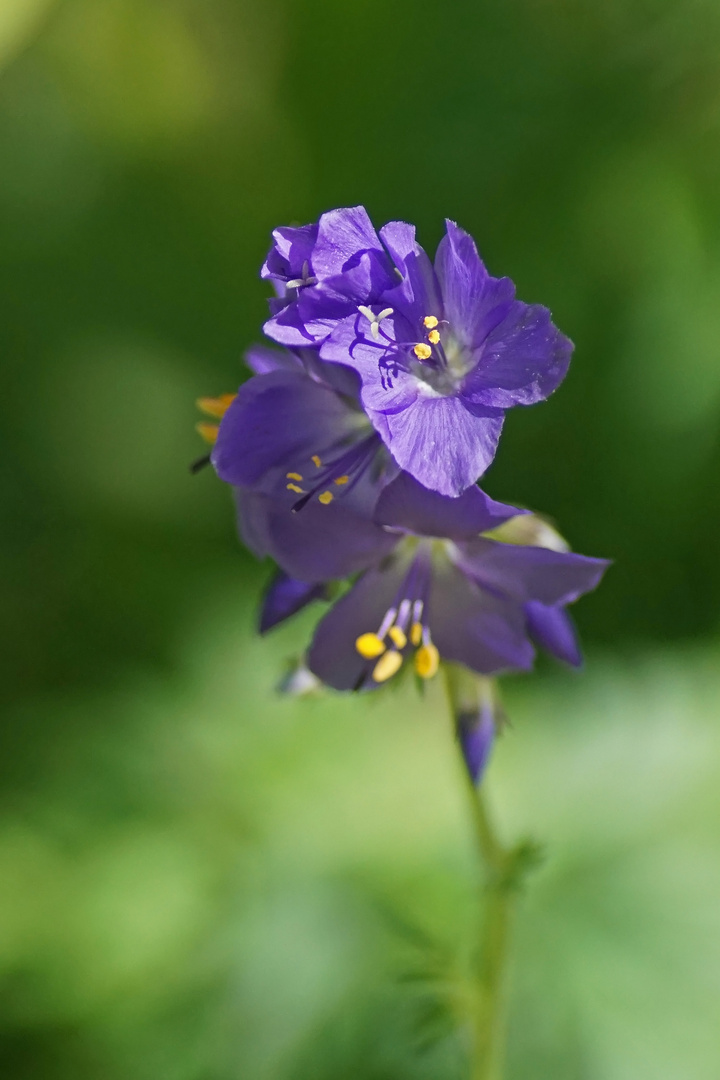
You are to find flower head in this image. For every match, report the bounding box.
[209,342,400,582]
[281,472,610,691]
[263,208,572,496]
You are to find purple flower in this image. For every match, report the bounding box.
[263,208,572,497]
[210,343,400,582]
[303,473,608,690]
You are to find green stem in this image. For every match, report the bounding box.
[442,665,537,1080]
[465,774,514,1080]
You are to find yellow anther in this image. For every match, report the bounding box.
[355,633,386,659]
[428,329,440,345]
[388,625,407,649]
[286,483,305,494]
[414,343,432,360]
[415,643,440,679]
[196,393,236,419]
[372,650,404,683]
[196,421,219,444]
[311,455,322,468]
[286,472,303,481]
[423,315,439,329]
[318,491,334,505]
[334,475,350,486]
[410,622,423,647]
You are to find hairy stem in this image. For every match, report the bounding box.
[443,665,536,1080]
[465,775,515,1080]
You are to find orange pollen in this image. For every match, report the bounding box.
[196,393,236,419]
[196,422,219,444]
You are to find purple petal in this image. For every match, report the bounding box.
[456,540,610,606]
[435,221,515,348]
[374,471,524,540]
[379,220,442,324]
[244,344,303,375]
[262,302,318,348]
[211,370,358,489]
[525,601,582,666]
[377,395,505,497]
[320,313,420,414]
[259,571,328,634]
[461,302,573,408]
[265,251,397,348]
[236,491,398,584]
[430,561,535,674]
[261,223,318,281]
[310,206,384,279]
[308,558,408,690]
[378,220,418,264]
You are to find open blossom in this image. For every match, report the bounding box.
[262,207,572,497]
[255,472,608,691]
[208,343,401,581]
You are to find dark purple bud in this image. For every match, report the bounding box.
[259,571,328,634]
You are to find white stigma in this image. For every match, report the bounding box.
[286,260,317,289]
[358,305,394,341]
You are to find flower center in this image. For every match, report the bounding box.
[411,316,474,397]
[285,432,380,511]
[353,554,440,685]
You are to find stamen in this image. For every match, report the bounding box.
[196,422,219,444]
[196,393,236,419]
[414,343,432,360]
[377,608,398,639]
[287,483,305,494]
[415,643,439,679]
[423,315,439,329]
[410,623,423,647]
[428,329,440,345]
[388,626,407,649]
[356,633,386,659]
[292,435,379,513]
[372,651,403,683]
[286,472,303,481]
[396,598,412,628]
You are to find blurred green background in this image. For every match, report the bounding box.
[2,0,720,1076]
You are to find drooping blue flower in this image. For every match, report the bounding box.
[302,474,608,690]
[245,470,607,691]
[262,207,572,497]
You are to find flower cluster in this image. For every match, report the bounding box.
[195,207,608,782]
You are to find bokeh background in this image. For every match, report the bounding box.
[3,0,720,1076]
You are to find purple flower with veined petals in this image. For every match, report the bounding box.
[262,208,572,497]
[210,342,401,582]
[261,223,319,315]
[260,471,609,691]
[263,207,397,347]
